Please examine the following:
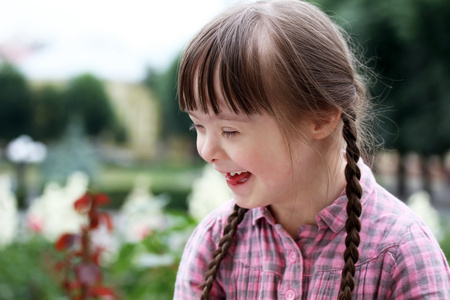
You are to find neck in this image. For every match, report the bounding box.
[269,150,347,238]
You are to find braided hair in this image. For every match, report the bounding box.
[178,1,371,299]
[339,113,363,299]
[200,205,248,299]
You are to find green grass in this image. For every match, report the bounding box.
[94,163,202,191]
[92,162,204,210]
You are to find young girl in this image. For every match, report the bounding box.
[174,0,450,299]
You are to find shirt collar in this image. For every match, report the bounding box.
[251,160,376,233]
[316,160,375,233]
[252,206,275,226]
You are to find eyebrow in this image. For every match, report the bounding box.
[187,111,253,122]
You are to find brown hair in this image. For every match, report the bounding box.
[178,1,370,299]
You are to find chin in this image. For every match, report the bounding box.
[233,197,262,210]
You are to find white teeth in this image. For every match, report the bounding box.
[230,171,246,176]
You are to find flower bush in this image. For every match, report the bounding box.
[26,171,89,241]
[119,175,167,243]
[55,192,115,299]
[0,174,18,248]
[0,237,64,299]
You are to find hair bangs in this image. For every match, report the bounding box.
[178,7,272,116]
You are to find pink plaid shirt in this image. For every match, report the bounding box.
[174,162,450,299]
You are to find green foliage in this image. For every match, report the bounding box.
[94,163,203,210]
[108,210,197,300]
[440,225,450,263]
[0,63,32,143]
[0,68,127,145]
[64,73,123,141]
[31,84,67,142]
[0,237,65,299]
[104,188,190,211]
[143,58,195,143]
[317,0,450,155]
[0,211,198,300]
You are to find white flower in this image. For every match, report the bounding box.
[188,164,231,222]
[26,172,89,241]
[407,190,443,241]
[119,174,167,242]
[0,175,18,248]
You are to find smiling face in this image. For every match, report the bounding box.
[178,2,352,217]
[188,104,319,210]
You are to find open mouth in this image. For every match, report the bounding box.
[225,171,251,185]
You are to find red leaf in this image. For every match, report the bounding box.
[63,279,82,291]
[94,193,109,206]
[74,193,91,214]
[90,214,100,230]
[72,250,83,257]
[100,212,114,231]
[75,263,102,285]
[92,249,102,265]
[55,233,80,251]
[89,286,115,297]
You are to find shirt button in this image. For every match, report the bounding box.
[288,251,297,263]
[285,289,296,300]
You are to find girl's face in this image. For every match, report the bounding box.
[188,103,318,210]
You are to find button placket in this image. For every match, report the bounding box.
[288,251,297,263]
[285,289,296,300]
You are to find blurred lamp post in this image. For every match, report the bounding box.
[5,135,47,208]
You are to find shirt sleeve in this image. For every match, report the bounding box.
[389,221,450,299]
[173,207,228,300]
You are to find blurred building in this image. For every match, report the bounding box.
[106,81,158,161]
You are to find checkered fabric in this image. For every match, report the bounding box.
[174,162,450,299]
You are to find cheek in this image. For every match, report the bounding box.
[251,146,294,180]
[239,147,289,174]
[196,136,205,158]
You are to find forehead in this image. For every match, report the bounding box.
[187,107,254,122]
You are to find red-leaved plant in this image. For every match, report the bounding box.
[55,192,115,300]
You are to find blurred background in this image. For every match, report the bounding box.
[0,0,449,299]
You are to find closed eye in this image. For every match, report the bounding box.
[222,130,239,138]
[189,123,203,132]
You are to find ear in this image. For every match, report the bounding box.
[309,109,342,140]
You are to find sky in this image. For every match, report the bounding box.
[0,0,246,83]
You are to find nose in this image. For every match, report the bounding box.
[197,133,222,163]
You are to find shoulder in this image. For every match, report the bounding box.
[174,200,236,299]
[358,161,426,239]
[388,213,450,297]
[361,182,429,246]
[360,185,450,297]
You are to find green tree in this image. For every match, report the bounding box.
[31,85,67,142]
[318,0,450,156]
[144,57,194,143]
[64,74,120,140]
[0,63,32,143]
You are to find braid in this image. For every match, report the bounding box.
[338,113,363,300]
[201,204,248,300]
